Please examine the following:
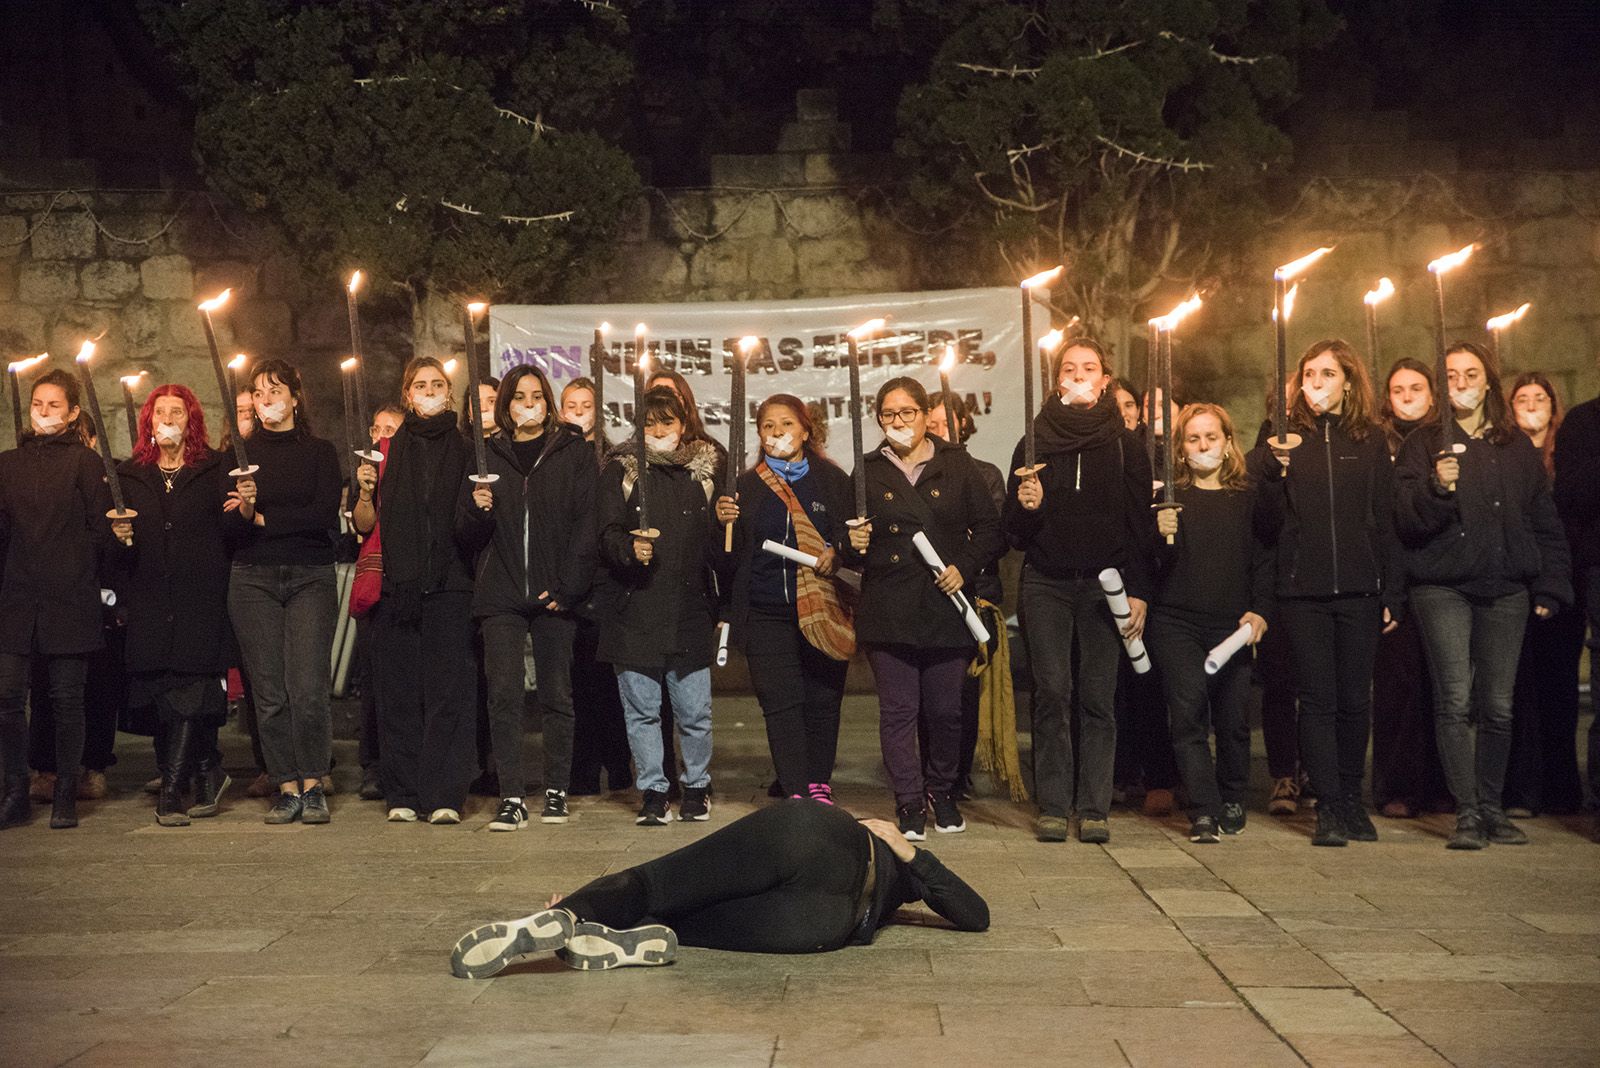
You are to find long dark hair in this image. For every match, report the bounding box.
[645,366,712,442]
[1441,341,1515,446]
[26,369,91,446]
[1379,356,1435,455]
[754,393,823,468]
[250,358,313,434]
[1508,370,1562,474]
[1289,339,1376,442]
[494,364,560,438]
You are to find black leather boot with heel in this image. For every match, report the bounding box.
[51,772,80,829]
[156,720,198,827]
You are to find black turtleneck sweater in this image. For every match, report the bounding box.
[230,426,342,566]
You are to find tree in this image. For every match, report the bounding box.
[891,0,1338,359]
[140,0,642,323]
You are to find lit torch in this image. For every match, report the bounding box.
[1270,247,1333,451]
[1427,243,1477,479]
[1485,301,1531,366]
[8,352,49,443]
[1363,277,1395,376]
[1152,294,1203,543]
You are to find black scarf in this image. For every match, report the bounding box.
[379,410,465,622]
[1031,389,1124,455]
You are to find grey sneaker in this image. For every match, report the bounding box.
[1035,814,1070,842]
[557,920,678,970]
[1447,812,1487,850]
[450,908,576,979]
[300,784,330,824]
[264,791,303,825]
[1220,802,1247,836]
[1482,810,1529,845]
[1078,817,1110,844]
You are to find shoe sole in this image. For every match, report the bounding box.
[636,810,671,825]
[1189,833,1219,843]
[934,822,966,833]
[1447,838,1487,850]
[188,772,233,819]
[450,908,576,979]
[156,812,191,827]
[677,811,710,822]
[302,810,331,825]
[540,814,569,824]
[556,921,676,971]
[1311,836,1348,847]
[1036,826,1069,842]
[488,821,526,832]
[901,828,926,842]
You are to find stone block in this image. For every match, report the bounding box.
[164,299,212,349]
[295,300,349,349]
[660,191,714,243]
[776,120,851,153]
[0,302,47,352]
[1240,987,1407,1038]
[141,254,194,300]
[1510,216,1594,268]
[98,213,176,255]
[745,238,798,285]
[231,299,294,352]
[0,215,27,258]
[80,261,141,302]
[29,211,97,259]
[708,153,807,187]
[121,300,164,362]
[781,194,865,240]
[687,242,749,290]
[710,192,779,240]
[195,260,260,300]
[17,260,80,302]
[0,262,13,301]
[258,250,309,303]
[1512,173,1568,217]
[795,87,838,122]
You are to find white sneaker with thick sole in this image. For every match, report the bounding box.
[386,807,418,822]
[428,808,461,825]
[450,908,575,979]
[556,921,678,970]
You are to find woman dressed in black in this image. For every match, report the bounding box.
[111,384,235,826]
[449,799,988,977]
[0,370,113,830]
[458,364,598,831]
[715,393,855,803]
[352,356,477,825]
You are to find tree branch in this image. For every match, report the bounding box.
[1157,31,1264,64]
[954,62,1039,79]
[973,172,1058,213]
[1095,136,1213,172]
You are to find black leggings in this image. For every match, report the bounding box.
[561,800,870,953]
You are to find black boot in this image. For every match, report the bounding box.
[157,721,198,826]
[188,723,231,819]
[51,772,80,829]
[1,773,29,829]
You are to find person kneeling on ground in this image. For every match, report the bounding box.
[448,799,988,977]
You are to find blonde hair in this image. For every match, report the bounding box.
[1172,402,1248,491]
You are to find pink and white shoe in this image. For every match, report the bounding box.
[807,783,835,806]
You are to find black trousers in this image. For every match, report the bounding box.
[1506,601,1586,814]
[373,590,477,812]
[1282,594,1382,803]
[29,628,122,773]
[1370,612,1449,810]
[1146,611,1250,819]
[561,800,869,953]
[745,607,847,796]
[481,609,577,797]
[569,617,631,791]
[0,653,87,781]
[1254,623,1299,780]
[353,619,380,770]
[1112,656,1178,792]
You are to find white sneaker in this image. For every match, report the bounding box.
[386,807,418,822]
[450,908,576,980]
[428,808,462,825]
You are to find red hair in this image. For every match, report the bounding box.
[132,384,212,467]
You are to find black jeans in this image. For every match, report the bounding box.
[481,609,577,797]
[1020,569,1121,820]
[1281,594,1382,803]
[1146,611,1250,820]
[1505,599,1585,814]
[570,616,631,790]
[227,563,338,786]
[745,606,847,796]
[1411,586,1529,816]
[1583,567,1600,805]
[560,800,869,952]
[1370,612,1449,810]
[1254,623,1299,780]
[353,618,380,770]
[0,653,86,780]
[1112,656,1178,792]
[373,590,477,813]
[28,628,122,773]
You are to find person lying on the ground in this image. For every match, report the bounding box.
[449,798,989,977]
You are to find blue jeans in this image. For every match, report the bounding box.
[1410,585,1528,815]
[617,666,712,793]
[227,564,337,787]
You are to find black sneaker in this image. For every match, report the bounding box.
[264,791,304,825]
[358,766,383,801]
[678,786,711,822]
[1220,802,1246,836]
[540,789,569,824]
[1447,812,1488,850]
[1189,816,1221,843]
[929,792,966,834]
[1311,804,1347,847]
[488,798,529,832]
[897,801,926,842]
[300,784,331,824]
[557,920,678,970]
[450,907,576,979]
[636,789,670,826]
[1341,796,1377,842]
[1482,809,1528,845]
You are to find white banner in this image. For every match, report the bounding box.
[487,287,1027,474]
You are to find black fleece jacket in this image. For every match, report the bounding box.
[1553,395,1600,572]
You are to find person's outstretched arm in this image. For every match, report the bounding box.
[862,818,989,932]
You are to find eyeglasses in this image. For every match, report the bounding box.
[879,408,924,425]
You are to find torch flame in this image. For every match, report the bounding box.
[197,289,232,312]
[1486,302,1532,332]
[120,371,148,388]
[938,346,957,375]
[1037,329,1064,352]
[1152,294,1204,332]
[847,318,885,340]
[442,359,459,376]
[8,353,48,375]
[1427,243,1476,276]
[467,301,487,316]
[1021,265,1065,289]
[74,340,97,364]
[228,354,248,372]
[598,321,611,335]
[1272,283,1301,323]
[340,357,359,372]
[1275,247,1334,282]
[348,270,363,295]
[738,335,760,353]
[1364,277,1396,306]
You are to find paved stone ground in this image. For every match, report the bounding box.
[2,696,1597,1068]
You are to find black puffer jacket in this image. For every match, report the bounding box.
[1253,413,1402,613]
[593,440,726,671]
[1552,395,1600,572]
[1394,425,1571,611]
[458,425,598,618]
[850,437,1003,649]
[112,450,234,675]
[0,433,113,656]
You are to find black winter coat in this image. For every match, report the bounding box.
[458,425,599,618]
[850,437,1003,649]
[594,441,726,671]
[1394,425,1572,610]
[111,450,235,675]
[0,433,113,655]
[1253,414,1402,612]
[1552,396,1600,572]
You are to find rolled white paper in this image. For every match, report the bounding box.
[759,538,864,591]
[99,588,116,607]
[911,531,991,644]
[715,621,730,667]
[1204,622,1255,675]
[1096,568,1151,674]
